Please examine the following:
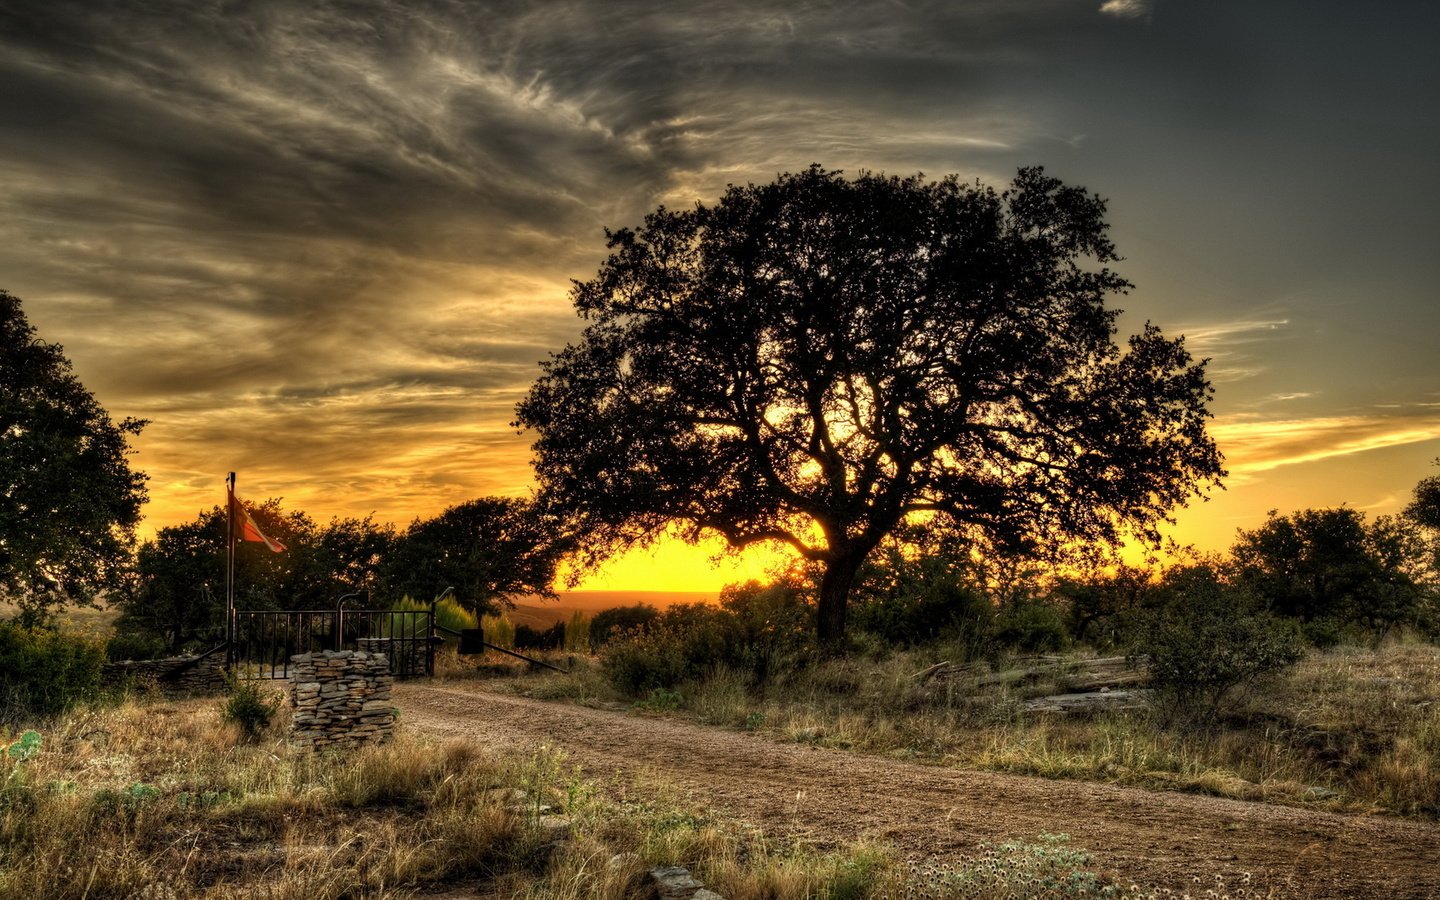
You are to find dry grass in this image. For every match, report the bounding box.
[0,694,912,899]
[499,640,1440,819]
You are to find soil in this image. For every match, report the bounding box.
[395,682,1440,898]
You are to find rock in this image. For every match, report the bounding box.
[537,815,571,843]
[486,787,527,804]
[648,866,704,899]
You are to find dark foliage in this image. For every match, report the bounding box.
[849,535,994,651]
[382,498,565,616]
[1232,507,1430,637]
[1132,564,1303,724]
[516,166,1223,647]
[0,621,105,722]
[600,588,813,695]
[0,290,148,623]
[118,501,396,653]
[589,603,661,646]
[1405,464,1440,532]
[1054,565,1159,652]
[514,621,565,650]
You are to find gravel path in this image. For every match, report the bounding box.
[396,681,1440,898]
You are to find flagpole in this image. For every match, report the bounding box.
[226,471,236,670]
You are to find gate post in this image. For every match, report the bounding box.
[335,597,345,652]
[427,597,437,677]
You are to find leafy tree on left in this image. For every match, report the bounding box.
[0,289,147,625]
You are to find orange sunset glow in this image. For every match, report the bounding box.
[3,1,1436,593]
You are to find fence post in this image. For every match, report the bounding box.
[336,598,345,652]
[428,597,437,677]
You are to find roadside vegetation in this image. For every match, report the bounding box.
[3,694,1240,899]
[471,478,1440,822]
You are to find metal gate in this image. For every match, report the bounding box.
[228,607,435,679]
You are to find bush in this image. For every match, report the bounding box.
[221,674,282,739]
[515,621,564,650]
[388,595,478,646]
[992,594,1070,654]
[718,580,812,682]
[564,610,591,652]
[1134,566,1304,723]
[0,621,105,722]
[481,613,515,649]
[852,582,994,652]
[105,629,167,662]
[600,589,818,696]
[590,603,660,646]
[601,604,747,695]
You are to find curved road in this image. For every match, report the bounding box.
[396,682,1440,898]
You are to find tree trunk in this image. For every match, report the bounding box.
[816,551,866,651]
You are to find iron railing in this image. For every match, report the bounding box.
[228,605,435,679]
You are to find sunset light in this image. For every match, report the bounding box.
[2,1,1436,593]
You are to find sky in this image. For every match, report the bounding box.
[2,0,1437,591]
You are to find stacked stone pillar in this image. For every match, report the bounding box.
[288,649,395,750]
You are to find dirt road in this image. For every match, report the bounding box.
[395,682,1440,898]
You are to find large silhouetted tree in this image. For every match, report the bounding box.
[516,167,1224,647]
[1,289,148,623]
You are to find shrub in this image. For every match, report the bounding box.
[481,613,515,649]
[590,603,661,646]
[515,621,564,650]
[388,595,478,646]
[601,605,748,695]
[1134,566,1304,723]
[0,621,105,722]
[993,594,1070,654]
[104,629,167,662]
[221,674,283,739]
[718,580,812,682]
[564,610,591,652]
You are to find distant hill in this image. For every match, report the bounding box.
[503,590,717,629]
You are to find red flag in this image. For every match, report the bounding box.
[229,491,286,552]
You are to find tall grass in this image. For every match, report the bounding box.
[502,641,1440,818]
[0,697,923,898]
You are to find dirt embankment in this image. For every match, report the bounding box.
[395,682,1440,899]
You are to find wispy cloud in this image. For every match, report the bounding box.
[1098,0,1151,20]
[1213,408,1440,483]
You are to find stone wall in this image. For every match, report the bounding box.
[102,653,227,696]
[288,649,395,751]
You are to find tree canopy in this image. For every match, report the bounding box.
[384,497,564,614]
[1,289,148,623]
[516,166,1224,646]
[119,495,561,652]
[120,500,397,652]
[1230,507,1431,637]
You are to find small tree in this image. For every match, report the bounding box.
[517,167,1223,648]
[0,290,148,623]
